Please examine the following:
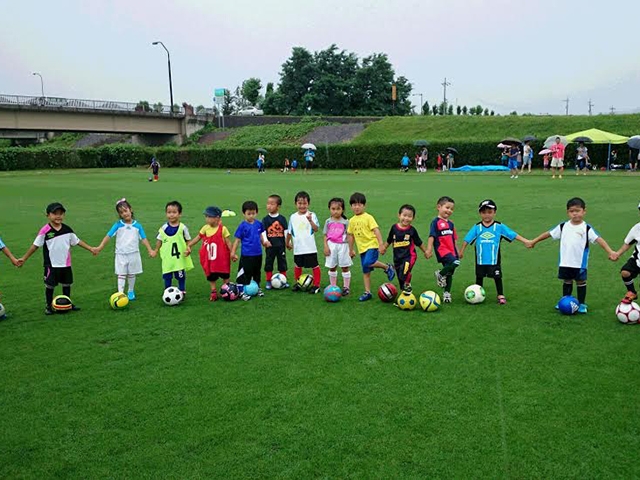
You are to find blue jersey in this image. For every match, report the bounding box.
[463,221,517,265]
[234,220,264,256]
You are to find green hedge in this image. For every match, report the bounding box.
[0,142,633,171]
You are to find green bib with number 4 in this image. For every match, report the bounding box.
[158,223,194,274]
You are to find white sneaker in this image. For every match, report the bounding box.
[514,175,518,179]
[434,270,447,288]
[510,175,514,179]
[443,292,452,303]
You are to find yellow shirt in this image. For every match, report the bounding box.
[347,212,379,252]
[199,225,230,238]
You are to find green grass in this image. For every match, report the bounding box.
[1,168,640,478]
[353,114,640,144]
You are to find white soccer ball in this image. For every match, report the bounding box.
[270,273,288,289]
[615,301,640,324]
[464,284,486,304]
[163,287,183,306]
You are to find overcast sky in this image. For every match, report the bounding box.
[1,0,639,115]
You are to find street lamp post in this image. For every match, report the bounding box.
[413,93,423,115]
[32,72,44,98]
[152,41,174,114]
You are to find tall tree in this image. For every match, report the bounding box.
[483,108,489,116]
[432,104,438,115]
[456,105,462,115]
[277,47,316,115]
[241,78,262,106]
[448,105,454,115]
[422,100,430,115]
[462,105,468,115]
[222,89,235,116]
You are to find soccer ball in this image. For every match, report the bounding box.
[148,176,153,182]
[244,280,260,297]
[0,303,5,320]
[271,273,287,289]
[220,283,239,301]
[109,292,129,310]
[163,287,183,306]
[419,291,441,312]
[397,292,417,310]
[324,285,342,302]
[378,283,398,303]
[615,301,640,324]
[52,295,73,312]
[464,284,486,304]
[297,274,313,291]
[557,295,579,315]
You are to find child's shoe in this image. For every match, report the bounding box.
[359,291,372,302]
[443,292,452,303]
[342,287,350,296]
[71,304,81,311]
[402,283,412,293]
[265,281,272,290]
[578,304,588,314]
[308,286,320,294]
[497,295,507,305]
[210,290,218,302]
[127,291,136,301]
[241,293,251,301]
[291,283,301,292]
[257,289,265,297]
[622,291,638,304]
[45,306,55,316]
[385,264,396,281]
[435,270,447,287]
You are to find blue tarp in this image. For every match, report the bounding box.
[449,165,510,172]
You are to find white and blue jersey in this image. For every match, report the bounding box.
[107,220,147,254]
[549,221,599,269]
[463,222,517,265]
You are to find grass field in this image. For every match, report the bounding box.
[1,168,639,478]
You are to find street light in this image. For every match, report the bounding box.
[32,72,44,98]
[412,93,424,115]
[152,41,174,114]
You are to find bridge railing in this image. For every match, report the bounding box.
[0,94,185,116]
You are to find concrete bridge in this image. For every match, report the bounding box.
[0,95,211,145]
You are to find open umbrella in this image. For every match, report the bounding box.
[628,136,640,149]
[538,148,552,155]
[523,135,537,142]
[501,137,522,146]
[256,148,268,154]
[414,140,429,147]
[301,143,316,150]
[446,147,458,154]
[543,135,568,148]
[571,136,593,143]
[497,143,509,149]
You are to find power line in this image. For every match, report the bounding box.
[441,77,451,114]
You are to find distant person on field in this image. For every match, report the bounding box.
[508,144,519,179]
[500,148,509,166]
[550,136,565,179]
[283,157,290,173]
[521,141,533,174]
[436,153,443,171]
[148,157,160,182]
[446,151,454,171]
[257,153,266,173]
[304,149,315,174]
[415,153,421,173]
[401,153,410,172]
[291,158,298,172]
[543,152,551,170]
[420,147,428,172]
[576,142,590,176]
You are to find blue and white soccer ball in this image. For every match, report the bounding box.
[558,295,579,315]
[270,273,287,289]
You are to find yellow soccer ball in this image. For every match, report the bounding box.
[419,290,441,312]
[109,292,129,310]
[397,291,417,310]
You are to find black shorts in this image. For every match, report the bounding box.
[621,258,640,276]
[294,253,319,269]
[206,272,230,282]
[237,255,262,285]
[395,259,416,285]
[44,266,73,287]
[438,253,459,267]
[305,160,313,169]
[476,264,502,279]
[558,267,587,281]
[265,245,288,272]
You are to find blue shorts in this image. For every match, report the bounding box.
[508,159,519,170]
[360,248,379,273]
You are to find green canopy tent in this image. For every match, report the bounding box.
[565,128,629,170]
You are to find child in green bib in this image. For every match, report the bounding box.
[154,200,194,295]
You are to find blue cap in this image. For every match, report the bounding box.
[204,206,222,217]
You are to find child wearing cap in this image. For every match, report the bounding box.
[459,200,531,305]
[18,202,96,315]
[187,206,232,301]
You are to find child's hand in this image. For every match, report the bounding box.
[349,249,356,258]
[425,249,433,259]
[458,251,464,259]
[11,258,20,267]
[184,247,191,257]
[609,252,619,261]
[264,240,272,249]
[423,251,429,260]
[286,243,293,251]
[525,240,535,249]
[323,246,331,256]
[379,246,386,255]
[16,257,25,267]
[148,249,157,258]
[91,247,99,256]
[231,254,238,262]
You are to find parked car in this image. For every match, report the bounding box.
[237,106,264,116]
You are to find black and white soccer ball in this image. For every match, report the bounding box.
[163,287,183,306]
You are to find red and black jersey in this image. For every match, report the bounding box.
[387,224,422,266]
[429,217,458,262]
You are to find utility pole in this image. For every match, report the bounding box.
[562,97,569,116]
[32,72,44,98]
[588,99,594,116]
[152,41,175,115]
[412,93,423,114]
[610,106,616,115]
[441,77,451,114]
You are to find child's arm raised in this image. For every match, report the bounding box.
[230,238,240,262]
[306,213,318,232]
